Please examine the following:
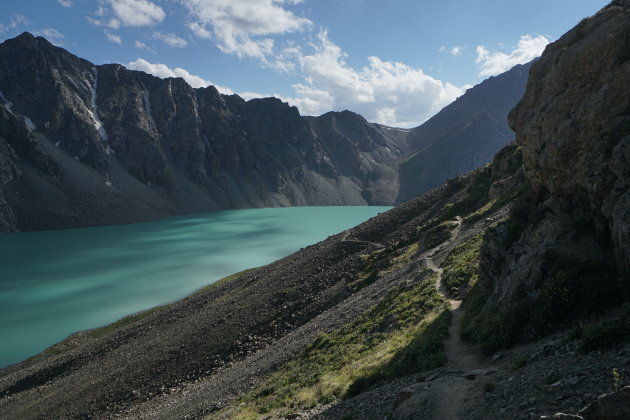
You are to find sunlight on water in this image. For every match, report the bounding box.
[0,206,390,367]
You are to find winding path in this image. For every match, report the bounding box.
[425,217,483,419]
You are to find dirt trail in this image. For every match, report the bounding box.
[424,217,484,419]
[339,229,385,249]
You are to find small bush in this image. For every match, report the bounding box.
[512,354,527,369]
[576,317,630,353]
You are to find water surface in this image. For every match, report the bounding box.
[0,206,390,367]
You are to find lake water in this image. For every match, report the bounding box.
[0,206,390,368]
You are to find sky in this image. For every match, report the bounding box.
[0,0,609,128]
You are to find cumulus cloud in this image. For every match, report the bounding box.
[58,0,73,7]
[439,45,464,56]
[105,30,122,44]
[126,58,234,94]
[181,0,312,61]
[240,32,465,127]
[476,34,549,76]
[88,0,165,29]
[285,32,465,127]
[33,28,64,46]
[153,32,187,48]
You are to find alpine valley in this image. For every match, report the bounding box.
[0,1,629,419]
[0,31,530,233]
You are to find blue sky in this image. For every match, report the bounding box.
[0,0,608,127]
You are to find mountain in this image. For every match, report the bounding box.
[397,60,533,202]
[1,1,629,418]
[0,32,529,233]
[0,33,407,232]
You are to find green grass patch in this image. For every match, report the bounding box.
[350,243,420,292]
[212,272,449,419]
[441,234,483,298]
[568,315,630,353]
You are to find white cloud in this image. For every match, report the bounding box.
[438,45,463,56]
[181,0,312,61]
[0,14,29,33]
[242,32,466,128]
[476,34,549,76]
[58,0,73,7]
[153,32,187,48]
[88,0,165,29]
[33,28,64,46]
[285,32,465,127]
[126,58,234,94]
[105,30,122,44]
[134,40,156,53]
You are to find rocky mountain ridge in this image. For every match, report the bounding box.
[2,1,628,418]
[0,32,530,233]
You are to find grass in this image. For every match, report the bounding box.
[511,354,527,369]
[212,272,450,419]
[441,234,483,298]
[567,314,630,353]
[350,242,420,292]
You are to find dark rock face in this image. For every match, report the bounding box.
[476,0,630,337]
[0,31,530,233]
[397,60,533,202]
[0,33,407,232]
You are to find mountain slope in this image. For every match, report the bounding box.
[1,1,628,419]
[0,33,407,233]
[397,60,532,202]
[0,32,531,233]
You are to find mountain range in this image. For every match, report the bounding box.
[0,32,530,233]
[2,1,629,418]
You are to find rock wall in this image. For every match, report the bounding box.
[474,0,630,341]
[0,33,407,232]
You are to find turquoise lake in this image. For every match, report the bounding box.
[0,206,390,368]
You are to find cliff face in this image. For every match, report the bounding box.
[0,33,407,233]
[397,60,532,202]
[0,32,530,233]
[471,0,630,345]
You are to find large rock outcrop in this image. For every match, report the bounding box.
[471,0,630,344]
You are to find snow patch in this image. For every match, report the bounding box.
[24,116,37,131]
[0,91,13,111]
[88,69,109,140]
[143,91,156,128]
[105,181,112,187]
[383,127,411,133]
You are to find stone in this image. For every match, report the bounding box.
[394,389,415,408]
[578,386,630,420]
